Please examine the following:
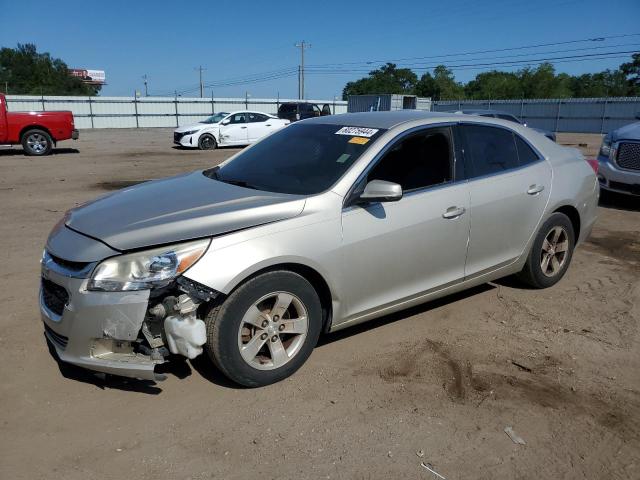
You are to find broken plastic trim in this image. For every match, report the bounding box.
[176,277,220,302]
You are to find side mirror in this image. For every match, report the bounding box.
[221,119,230,125]
[635,113,640,120]
[358,180,403,204]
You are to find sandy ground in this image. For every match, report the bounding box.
[0,129,638,480]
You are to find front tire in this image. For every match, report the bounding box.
[204,271,322,387]
[198,134,217,150]
[518,212,575,288]
[22,129,53,156]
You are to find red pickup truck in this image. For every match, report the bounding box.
[0,93,78,156]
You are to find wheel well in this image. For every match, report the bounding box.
[553,205,581,239]
[235,263,334,333]
[20,125,54,142]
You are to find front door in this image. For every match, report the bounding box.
[340,126,470,319]
[220,113,248,145]
[460,124,552,277]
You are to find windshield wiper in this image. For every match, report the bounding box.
[222,179,261,190]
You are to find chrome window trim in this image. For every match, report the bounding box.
[342,122,461,209]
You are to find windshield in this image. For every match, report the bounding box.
[200,112,229,124]
[205,123,386,195]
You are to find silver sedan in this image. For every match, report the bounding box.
[41,111,599,386]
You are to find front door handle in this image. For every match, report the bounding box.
[240,126,247,129]
[442,206,466,219]
[265,124,271,127]
[527,184,544,195]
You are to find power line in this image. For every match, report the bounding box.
[306,33,640,68]
[305,50,640,74]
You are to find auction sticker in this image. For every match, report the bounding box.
[335,126,379,137]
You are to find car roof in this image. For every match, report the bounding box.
[457,109,515,116]
[302,110,455,129]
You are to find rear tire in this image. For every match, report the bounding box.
[22,129,53,156]
[204,271,322,387]
[198,134,217,150]
[517,212,575,289]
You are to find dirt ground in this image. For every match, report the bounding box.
[0,129,638,480]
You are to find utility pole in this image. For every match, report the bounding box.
[294,41,311,99]
[142,74,148,96]
[195,66,206,98]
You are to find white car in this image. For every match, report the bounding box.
[173,111,289,150]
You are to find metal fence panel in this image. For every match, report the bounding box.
[433,97,640,133]
[5,95,348,129]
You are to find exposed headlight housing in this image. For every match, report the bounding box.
[88,239,211,292]
[599,136,611,157]
[182,129,199,136]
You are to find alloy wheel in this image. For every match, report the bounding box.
[237,291,309,370]
[540,226,569,277]
[27,133,48,153]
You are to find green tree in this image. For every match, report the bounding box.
[465,70,522,99]
[569,70,630,97]
[519,63,572,99]
[0,43,101,95]
[342,63,417,99]
[416,65,465,100]
[620,52,640,93]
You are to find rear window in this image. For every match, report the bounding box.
[278,104,298,113]
[207,124,386,195]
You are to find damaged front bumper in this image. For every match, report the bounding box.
[40,262,164,381]
[40,226,217,382]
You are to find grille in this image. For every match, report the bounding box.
[44,323,68,350]
[48,252,90,272]
[42,279,69,316]
[616,142,640,171]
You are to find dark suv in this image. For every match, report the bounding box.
[278,102,332,122]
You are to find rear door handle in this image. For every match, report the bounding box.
[527,184,544,195]
[265,124,271,126]
[442,206,466,219]
[240,126,247,129]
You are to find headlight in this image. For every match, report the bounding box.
[182,129,199,136]
[599,137,611,157]
[88,239,210,291]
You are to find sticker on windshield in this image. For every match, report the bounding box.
[335,127,379,137]
[336,153,351,164]
[348,136,370,145]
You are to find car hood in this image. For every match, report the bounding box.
[610,121,640,142]
[175,123,217,133]
[66,171,306,251]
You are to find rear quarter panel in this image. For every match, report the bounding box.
[545,144,599,244]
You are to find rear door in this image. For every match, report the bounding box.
[460,124,552,277]
[246,112,271,142]
[220,113,248,145]
[340,125,470,318]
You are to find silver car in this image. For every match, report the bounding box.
[41,111,599,387]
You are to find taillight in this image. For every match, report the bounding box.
[586,158,599,174]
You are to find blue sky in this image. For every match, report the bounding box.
[1,0,639,99]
